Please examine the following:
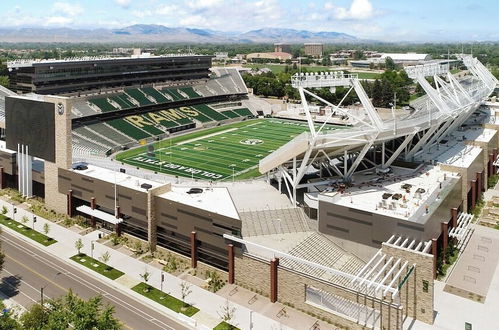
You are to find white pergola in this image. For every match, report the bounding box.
[259,56,498,205]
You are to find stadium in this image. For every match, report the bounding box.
[0,51,498,329]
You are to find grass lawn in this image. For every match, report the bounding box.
[132,282,199,317]
[353,71,382,79]
[213,321,240,330]
[116,118,345,181]
[0,215,56,246]
[70,253,124,280]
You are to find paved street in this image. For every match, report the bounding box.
[0,230,188,330]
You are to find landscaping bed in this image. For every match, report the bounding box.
[70,253,124,280]
[131,282,199,317]
[0,215,56,246]
[213,321,240,330]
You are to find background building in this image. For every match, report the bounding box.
[274,43,292,54]
[246,52,292,62]
[304,43,323,58]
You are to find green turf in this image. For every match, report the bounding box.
[70,253,125,280]
[116,119,344,181]
[213,321,240,330]
[243,64,330,74]
[132,282,199,317]
[0,215,57,246]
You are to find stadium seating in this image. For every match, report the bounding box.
[125,88,155,106]
[233,108,253,117]
[141,87,171,103]
[220,110,240,118]
[162,88,186,101]
[109,95,135,109]
[89,98,117,112]
[179,87,201,99]
[107,118,151,140]
[192,104,228,121]
[88,122,135,145]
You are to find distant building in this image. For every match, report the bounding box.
[274,43,292,54]
[246,52,292,62]
[304,43,323,58]
[214,52,229,61]
[380,53,432,64]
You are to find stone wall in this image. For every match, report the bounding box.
[381,243,434,325]
[234,254,403,330]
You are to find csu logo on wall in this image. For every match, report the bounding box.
[240,139,263,145]
[57,103,65,115]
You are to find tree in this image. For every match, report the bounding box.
[21,216,29,225]
[99,251,111,269]
[1,206,8,215]
[140,269,151,292]
[75,238,84,255]
[385,57,397,71]
[43,223,50,236]
[0,300,21,329]
[180,281,192,309]
[217,299,237,329]
[20,290,122,330]
[0,76,9,88]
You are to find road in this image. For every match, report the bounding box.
[0,230,189,330]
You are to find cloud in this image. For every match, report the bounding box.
[325,0,375,20]
[187,0,223,10]
[52,2,83,16]
[45,16,73,25]
[114,0,132,9]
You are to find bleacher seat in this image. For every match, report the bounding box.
[109,95,135,109]
[233,108,253,117]
[125,88,155,106]
[89,98,117,112]
[162,88,186,101]
[192,104,228,121]
[220,110,240,118]
[141,87,171,103]
[179,87,201,99]
[107,118,151,140]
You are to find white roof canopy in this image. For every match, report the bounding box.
[76,205,123,225]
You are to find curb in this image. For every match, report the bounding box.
[0,223,200,330]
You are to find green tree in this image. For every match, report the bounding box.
[0,76,9,88]
[21,216,29,225]
[0,301,21,329]
[217,299,237,330]
[140,269,151,292]
[43,223,50,236]
[75,238,84,255]
[385,57,397,71]
[180,281,192,309]
[99,251,111,270]
[20,290,122,330]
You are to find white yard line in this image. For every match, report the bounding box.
[175,127,239,146]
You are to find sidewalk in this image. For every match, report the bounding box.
[0,198,330,330]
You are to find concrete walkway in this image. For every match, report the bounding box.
[0,198,334,330]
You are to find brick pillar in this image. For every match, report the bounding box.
[471,180,477,209]
[270,258,279,303]
[489,154,494,176]
[90,197,96,228]
[115,205,121,237]
[67,190,73,217]
[190,231,197,268]
[227,244,234,284]
[494,148,498,173]
[477,172,483,196]
[451,208,458,228]
[432,238,437,279]
[0,167,4,189]
[442,222,449,263]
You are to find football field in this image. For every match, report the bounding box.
[116,119,342,181]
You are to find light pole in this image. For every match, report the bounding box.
[12,207,17,221]
[91,240,95,259]
[160,271,164,292]
[32,215,37,230]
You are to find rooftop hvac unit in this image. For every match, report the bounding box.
[141,183,153,190]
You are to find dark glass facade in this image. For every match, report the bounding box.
[9,55,213,95]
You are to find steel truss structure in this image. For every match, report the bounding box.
[259,57,498,205]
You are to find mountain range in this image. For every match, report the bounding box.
[0,24,358,43]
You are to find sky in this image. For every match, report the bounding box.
[0,0,497,42]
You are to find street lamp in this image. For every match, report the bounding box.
[91,240,95,259]
[32,216,37,230]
